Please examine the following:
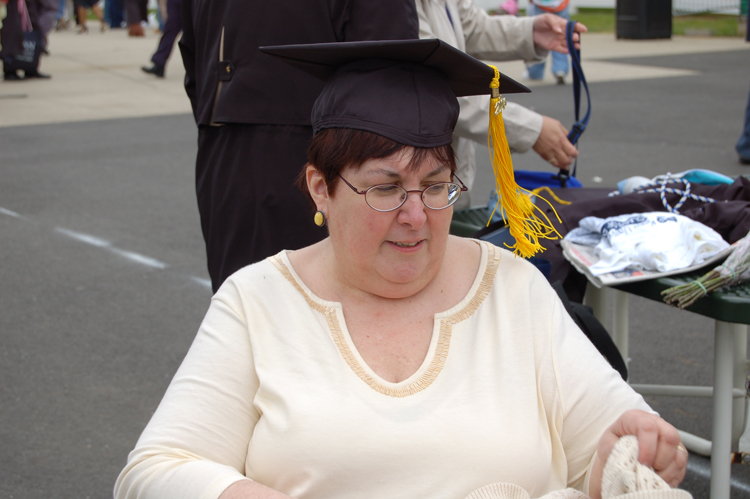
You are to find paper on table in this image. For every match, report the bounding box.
[561,239,735,288]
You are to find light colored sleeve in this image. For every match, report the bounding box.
[114,280,260,499]
[456,0,546,62]
[416,0,435,39]
[502,101,543,153]
[536,278,652,494]
[452,96,542,153]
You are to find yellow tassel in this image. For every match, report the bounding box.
[531,186,571,206]
[487,65,562,258]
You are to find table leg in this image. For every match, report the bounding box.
[733,324,748,449]
[585,284,608,328]
[613,290,629,363]
[711,321,734,499]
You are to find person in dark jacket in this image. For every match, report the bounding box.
[179,0,418,292]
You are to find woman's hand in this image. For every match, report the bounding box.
[532,14,587,54]
[588,410,688,499]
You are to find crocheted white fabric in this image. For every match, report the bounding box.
[463,436,691,499]
[600,436,692,499]
[464,482,587,499]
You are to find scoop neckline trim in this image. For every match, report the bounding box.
[271,240,501,397]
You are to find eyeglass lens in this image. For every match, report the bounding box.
[365,183,461,211]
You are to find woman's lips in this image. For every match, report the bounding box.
[389,240,424,250]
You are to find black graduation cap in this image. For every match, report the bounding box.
[260,39,530,148]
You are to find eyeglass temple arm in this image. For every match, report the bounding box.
[452,173,469,191]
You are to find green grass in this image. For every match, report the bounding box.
[570,7,617,33]
[672,13,742,36]
[499,8,744,37]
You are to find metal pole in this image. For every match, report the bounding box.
[711,321,734,499]
[584,284,608,327]
[613,290,629,362]
[733,324,748,449]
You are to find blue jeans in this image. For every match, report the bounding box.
[737,83,750,161]
[526,4,570,79]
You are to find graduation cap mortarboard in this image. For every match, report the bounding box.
[260,39,529,148]
[261,39,560,258]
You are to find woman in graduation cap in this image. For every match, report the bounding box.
[115,40,687,499]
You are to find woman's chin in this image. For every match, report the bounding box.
[372,267,433,297]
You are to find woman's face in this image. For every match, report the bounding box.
[316,148,454,299]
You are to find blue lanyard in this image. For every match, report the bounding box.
[554,20,590,187]
[566,20,590,149]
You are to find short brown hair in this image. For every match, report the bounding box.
[297,128,456,205]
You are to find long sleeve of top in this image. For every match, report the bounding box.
[115,241,651,499]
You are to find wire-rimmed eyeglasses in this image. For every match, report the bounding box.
[337,173,468,212]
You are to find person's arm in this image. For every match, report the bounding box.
[533,276,669,495]
[419,2,577,168]
[503,104,580,172]
[455,0,543,62]
[446,92,577,169]
[114,282,268,499]
[177,0,198,121]
[417,3,538,153]
[454,1,586,62]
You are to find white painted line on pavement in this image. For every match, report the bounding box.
[686,458,750,494]
[1,207,22,218]
[14,217,210,291]
[55,227,111,247]
[111,248,168,270]
[55,226,168,270]
[190,276,212,290]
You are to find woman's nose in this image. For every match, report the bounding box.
[397,191,427,228]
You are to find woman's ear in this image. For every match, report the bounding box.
[306,165,329,211]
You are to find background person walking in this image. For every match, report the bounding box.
[74,0,105,33]
[524,0,569,84]
[737,13,750,165]
[141,0,180,77]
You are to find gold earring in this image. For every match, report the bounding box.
[314,210,326,227]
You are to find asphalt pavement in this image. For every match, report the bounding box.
[2,25,750,499]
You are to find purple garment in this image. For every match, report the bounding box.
[0,0,23,59]
[36,0,58,34]
[150,0,180,67]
